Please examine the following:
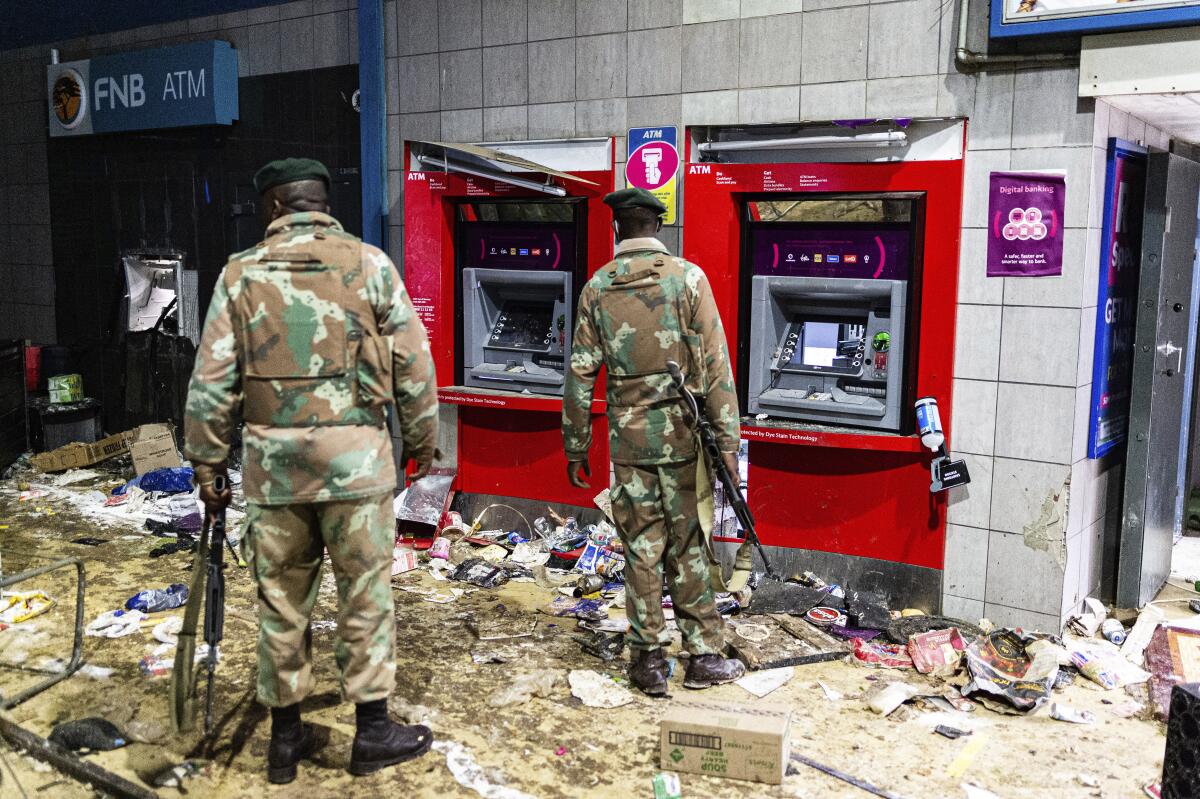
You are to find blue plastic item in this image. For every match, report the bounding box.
[113,466,194,495]
[125,583,189,613]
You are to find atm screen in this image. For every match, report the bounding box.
[461,222,576,272]
[488,300,555,351]
[782,319,868,371]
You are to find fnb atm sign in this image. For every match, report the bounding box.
[47,40,238,137]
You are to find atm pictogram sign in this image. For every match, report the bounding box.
[626,126,679,225]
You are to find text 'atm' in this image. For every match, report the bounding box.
[456,201,588,395]
[742,195,923,432]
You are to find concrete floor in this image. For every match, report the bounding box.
[0,463,1175,799]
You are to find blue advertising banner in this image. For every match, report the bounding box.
[47,41,238,137]
[1088,139,1147,459]
[990,0,1200,38]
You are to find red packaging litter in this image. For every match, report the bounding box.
[908,628,966,675]
[852,638,914,669]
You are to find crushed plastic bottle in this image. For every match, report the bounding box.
[125,583,189,613]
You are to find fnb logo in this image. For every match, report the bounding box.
[688,165,711,175]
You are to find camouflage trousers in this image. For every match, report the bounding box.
[610,461,724,656]
[242,492,396,707]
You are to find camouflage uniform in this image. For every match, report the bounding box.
[562,237,740,655]
[185,211,438,708]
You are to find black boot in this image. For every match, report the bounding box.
[267,705,325,785]
[683,654,745,689]
[349,699,433,776]
[629,648,669,697]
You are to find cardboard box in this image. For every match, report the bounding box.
[30,429,132,473]
[47,373,83,404]
[660,699,791,785]
[30,423,178,474]
[392,545,419,576]
[129,423,181,475]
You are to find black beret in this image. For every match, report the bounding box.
[253,158,331,194]
[603,187,667,215]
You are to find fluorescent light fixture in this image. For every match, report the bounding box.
[415,153,567,197]
[698,131,908,153]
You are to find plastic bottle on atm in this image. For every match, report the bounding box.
[914,397,944,452]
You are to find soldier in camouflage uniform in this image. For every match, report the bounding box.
[185,158,438,783]
[562,188,746,696]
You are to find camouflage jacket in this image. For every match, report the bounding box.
[562,237,740,465]
[184,212,438,505]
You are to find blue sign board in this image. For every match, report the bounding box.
[1088,139,1147,459]
[991,0,1200,38]
[47,41,238,137]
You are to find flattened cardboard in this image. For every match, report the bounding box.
[30,423,178,474]
[129,423,180,475]
[660,699,791,785]
[30,430,132,473]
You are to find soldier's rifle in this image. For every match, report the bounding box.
[665,360,777,579]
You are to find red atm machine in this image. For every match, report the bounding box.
[684,121,966,608]
[403,140,616,507]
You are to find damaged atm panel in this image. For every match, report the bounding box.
[119,250,198,428]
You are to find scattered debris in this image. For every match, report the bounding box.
[962,630,1057,712]
[0,591,56,625]
[540,596,609,622]
[85,608,147,638]
[1121,604,1164,664]
[568,670,635,708]
[652,771,682,799]
[853,638,915,669]
[790,752,907,798]
[818,682,843,701]
[573,628,625,662]
[125,583,188,612]
[1069,597,1108,637]
[866,681,920,716]
[908,627,966,676]
[451,558,510,589]
[151,759,208,788]
[47,718,126,753]
[433,740,537,799]
[935,725,970,739]
[1070,640,1150,690]
[1049,703,1095,724]
[487,670,561,708]
[735,666,794,698]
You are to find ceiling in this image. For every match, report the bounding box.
[1104,92,1200,146]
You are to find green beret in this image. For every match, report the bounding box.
[603,187,667,216]
[253,158,331,194]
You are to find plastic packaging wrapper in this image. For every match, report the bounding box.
[393,473,454,526]
[113,466,194,495]
[568,669,635,708]
[908,627,966,676]
[574,541,626,581]
[962,630,1058,712]
[486,670,560,707]
[1071,639,1151,690]
[540,596,609,622]
[125,583,189,612]
[450,558,509,589]
[852,637,914,668]
[866,681,919,715]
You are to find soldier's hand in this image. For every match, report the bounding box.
[197,468,232,524]
[567,459,591,489]
[407,448,441,482]
[721,451,740,483]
